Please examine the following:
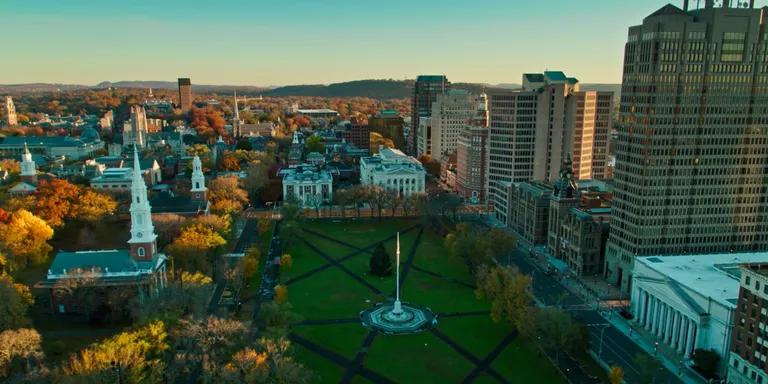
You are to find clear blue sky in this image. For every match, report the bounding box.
[0,1,680,86]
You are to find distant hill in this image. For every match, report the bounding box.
[0,83,89,93]
[264,79,411,99]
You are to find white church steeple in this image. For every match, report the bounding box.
[190,155,207,206]
[232,90,241,138]
[20,143,37,184]
[127,147,157,261]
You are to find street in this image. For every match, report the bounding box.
[501,250,684,384]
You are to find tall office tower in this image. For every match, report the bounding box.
[455,93,490,203]
[417,89,480,158]
[487,72,613,224]
[3,96,17,126]
[410,75,450,155]
[604,2,768,291]
[178,78,192,113]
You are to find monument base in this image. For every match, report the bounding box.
[360,300,436,335]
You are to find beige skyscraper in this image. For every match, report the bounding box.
[3,96,18,126]
[605,2,768,291]
[417,89,481,158]
[487,72,613,224]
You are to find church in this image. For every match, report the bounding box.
[36,148,168,314]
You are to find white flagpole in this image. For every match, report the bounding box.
[393,232,402,314]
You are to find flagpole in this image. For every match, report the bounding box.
[393,232,402,314]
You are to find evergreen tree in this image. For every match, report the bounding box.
[369,243,392,277]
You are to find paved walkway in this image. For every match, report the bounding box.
[285,223,521,383]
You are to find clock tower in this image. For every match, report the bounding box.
[190,154,207,206]
[127,147,158,261]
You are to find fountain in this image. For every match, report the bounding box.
[360,232,436,335]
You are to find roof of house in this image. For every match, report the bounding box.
[40,249,165,286]
[0,136,91,148]
[648,4,688,18]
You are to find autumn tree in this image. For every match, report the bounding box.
[58,321,169,384]
[208,175,249,215]
[243,160,271,202]
[608,365,624,384]
[212,338,312,384]
[242,246,261,280]
[26,178,80,227]
[166,223,227,274]
[0,328,45,380]
[74,189,118,222]
[536,307,585,362]
[153,213,187,248]
[259,302,301,338]
[280,254,293,270]
[475,264,534,336]
[174,316,246,380]
[0,209,54,268]
[189,107,227,142]
[274,284,288,304]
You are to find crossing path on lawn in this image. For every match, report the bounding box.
[284,223,524,383]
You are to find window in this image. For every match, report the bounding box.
[138,247,145,257]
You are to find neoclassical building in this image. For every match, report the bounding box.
[282,165,333,206]
[360,147,425,196]
[631,252,768,373]
[37,148,167,314]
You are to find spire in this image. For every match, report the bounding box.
[553,153,577,199]
[393,232,403,315]
[132,146,142,180]
[20,142,37,182]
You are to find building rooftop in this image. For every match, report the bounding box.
[0,135,94,148]
[637,252,768,308]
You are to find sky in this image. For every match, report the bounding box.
[0,1,684,86]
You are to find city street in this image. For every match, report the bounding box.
[500,250,685,384]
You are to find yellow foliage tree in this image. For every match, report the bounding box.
[0,209,54,268]
[608,365,624,384]
[167,224,227,274]
[60,321,169,383]
[474,265,533,334]
[74,189,118,222]
[274,285,288,304]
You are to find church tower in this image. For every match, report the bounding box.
[190,155,207,206]
[547,153,580,261]
[20,143,37,184]
[127,147,158,261]
[232,91,242,138]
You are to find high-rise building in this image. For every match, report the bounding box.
[3,96,17,126]
[729,263,768,384]
[178,78,192,113]
[455,93,490,203]
[487,72,613,224]
[410,75,450,155]
[604,2,768,291]
[417,89,480,158]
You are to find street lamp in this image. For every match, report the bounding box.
[110,360,121,384]
[654,341,659,356]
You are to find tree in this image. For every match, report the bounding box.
[211,338,312,384]
[305,135,324,153]
[369,243,393,277]
[536,307,584,361]
[190,107,227,142]
[388,190,404,217]
[28,178,80,227]
[259,302,301,338]
[474,265,533,334]
[634,353,663,383]
[0,278,31,331]
[350,185,369,217]
[166,223,227,274]
[274,284,288,304]
[243,161,270,202]
[258,216,271,235]
[58,321,168,383]
[692,348,721,379]
[153,214,187,248]
[280,254,293,270]
[333,188,353,217]
[418,155,441,178]
[208,175,249,215]
[367,186,389,220]
[608,365,624,384]
[175,316,246,380]
[130,272,213,324]
[243,247,261,280]
[74,189,118,223]
[0,209,54,268]
[0,328,44,379]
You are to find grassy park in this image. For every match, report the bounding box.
[280,218,564,383]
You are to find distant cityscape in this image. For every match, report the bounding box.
[1,1,768,383]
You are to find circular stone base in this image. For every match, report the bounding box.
[360,301,436,335]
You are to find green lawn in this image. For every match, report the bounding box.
[283,219,564,383]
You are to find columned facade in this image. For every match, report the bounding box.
[632,286,701,357]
